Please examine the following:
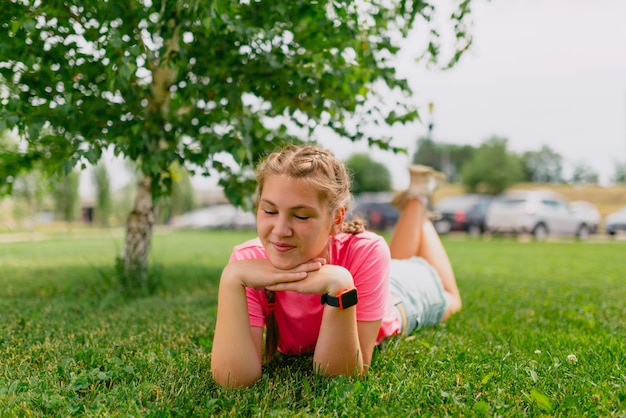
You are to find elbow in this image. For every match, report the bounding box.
[441,293,462,321]
[315,365,364,379]
[453,294,462,314]
[313,358,363,379]
[212,368,261,389]
[211,364,262,389]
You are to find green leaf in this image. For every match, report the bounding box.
[530,389,553,413]
[28,122,44,140]
[10,20,21,36]
[473,401,490,415]
[62,160,75,176]
[480,372,494,385]
[120,62,136,82]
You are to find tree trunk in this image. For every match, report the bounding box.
[121,175,155,294]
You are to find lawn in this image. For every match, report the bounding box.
[1,229,625,416]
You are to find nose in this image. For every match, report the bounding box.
[273,214,293,237]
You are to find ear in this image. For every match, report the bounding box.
[330,206,346,235]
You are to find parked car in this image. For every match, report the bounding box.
[485,189,591,240]
[352,201,399,231]
[433,194,493,236]
[172,204,256,230]
[604,205,626,236]
[569,200,601,234]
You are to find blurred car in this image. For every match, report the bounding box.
[569,200,601,234]
[604,205,626,236]
[172,204,256,230]
[433,194,493,236]
[485,189,591,240]
[352,201,399,231]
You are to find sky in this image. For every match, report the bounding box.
[317,0,626,189]
[84,0,626,195]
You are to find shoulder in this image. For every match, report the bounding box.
[230,237,267,262]
[332,231,390,259]
[334,230,388,248]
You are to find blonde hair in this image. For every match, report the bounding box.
[256,144,365,362]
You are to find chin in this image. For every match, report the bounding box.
[269,260,299,271]
[267,254,301,271]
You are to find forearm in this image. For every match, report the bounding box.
[211,270,262,388]
[313,305,364,377]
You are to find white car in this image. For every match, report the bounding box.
[604,205,626,236]
[569,200,601,234]
[172,204,256,230]
[485,189,591,240]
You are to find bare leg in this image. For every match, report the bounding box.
[389,189,462,321]
[417,211,462,320]
[389,197,427,259]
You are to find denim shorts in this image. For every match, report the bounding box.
[389,256,447,336]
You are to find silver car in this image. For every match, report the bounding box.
[172,204,256,230]
[485,189,591,240]
[604,205,626,236]
[569,200,601,234]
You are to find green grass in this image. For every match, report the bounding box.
[1,230,625,416]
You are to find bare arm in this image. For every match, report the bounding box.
[313,313,381,377]
[211,259,323,388]
[267,264,381,378]
[210,267,263,388]
[357,320,382,369]
[314,302,362,376]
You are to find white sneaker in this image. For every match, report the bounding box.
[391,166,446,212]
[408,165,445,198]
[390,190,442,220]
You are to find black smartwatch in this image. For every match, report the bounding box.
[321,288,358,309]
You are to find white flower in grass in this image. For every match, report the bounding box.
[567,354,578,364]
[534,350,541,354]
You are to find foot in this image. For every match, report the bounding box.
[392,165,446,211]
[408,165,446,198]
[391,190,442,221]
[391,190,409,211]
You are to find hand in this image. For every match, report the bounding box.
[264,264,354,296]
[226,258,326,290]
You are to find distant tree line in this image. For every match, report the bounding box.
[5,130,625,228]
[2,131,195,229]
[346,135,626,196]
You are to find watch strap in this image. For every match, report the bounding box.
[321,288,358,309]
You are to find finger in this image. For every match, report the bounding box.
[270,271,308,284]
[265,282,299,292]
[265,272,310,290]
[295,261,323,272]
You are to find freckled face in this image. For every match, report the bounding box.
[256,174,339,270]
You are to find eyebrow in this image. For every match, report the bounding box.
[258,198,317,211]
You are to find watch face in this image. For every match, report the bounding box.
[321,288,358,309]
[339,288,358,309]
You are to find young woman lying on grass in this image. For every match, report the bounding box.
[211,144,462,388]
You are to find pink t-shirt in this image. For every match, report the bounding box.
[229,231,401,355]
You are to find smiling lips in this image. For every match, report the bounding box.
[272,242,295,253]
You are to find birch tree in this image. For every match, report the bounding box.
[0,0,473,293]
